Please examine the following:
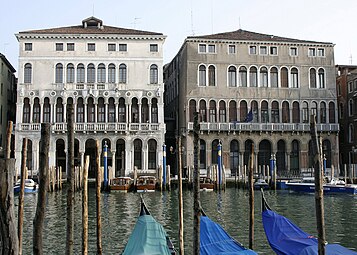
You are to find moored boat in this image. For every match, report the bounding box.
[200,177,214,191]
[261,190,357,254]
[109,177,133,192]
[253,178,269,190]
[135,176,156,192]
[122,197,176,254]
[14,179,39,194]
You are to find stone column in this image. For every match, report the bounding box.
[40,101,44,123]
[94,103,97,123]
[80,151,84,167]
[29,98,33,123]
[63,103,67,123]
[286,152,291,174]
[84,103,87,123]
[148,102,152,123]
[111,151,116,176]
[105,103,108,123]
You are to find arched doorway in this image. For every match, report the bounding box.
[85,139,97,178]
[291,140,300,175]
[258,140,271,166]
[56,139,66,174]
[230,140,239,175]
[276,140,286,175]
[116,139,125,176]
[244,139,254,166]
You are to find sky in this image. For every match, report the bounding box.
[1,0,357,74]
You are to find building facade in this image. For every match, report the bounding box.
[164,29,339,176]
[15,17,166,177]
[0,53,17,157]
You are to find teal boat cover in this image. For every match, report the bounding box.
[122,214,172,255]
[200,215,258,255]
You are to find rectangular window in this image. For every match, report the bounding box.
[25,43,32,51]
[259,46,267,55]
[150,44,158,52]
[119,44,127,52]
[270,46,277,55]
[56,43,63,51]
[88,43,95,51]
[108,43,116,51]
[348,81,353,93]
[67,43,74,51]
[317,48,325,57]
[228,45,236,54]
[290,47,298,56]
[249,46,257,55]
[308,48,316,57]
[199,44,206,53]
[208,44,216,53]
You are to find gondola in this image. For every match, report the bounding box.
[200,209,257,255]
[261,190,357,255]
[122,196,176,254]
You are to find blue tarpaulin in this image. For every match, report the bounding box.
[200,215,258,255]
[262,208,357,255]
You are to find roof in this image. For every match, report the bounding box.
[188,29,332,45]
[18,16,163,36]
[0,53,16,73]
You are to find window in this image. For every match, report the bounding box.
[55,64,63,83]
[291,68,299,88]
[134,139,142,169]
[150,44,158,52]
[308,48,316,57]
[87,98,95,122]
[148,140,157,169]
[118,98,126,122]
[270,46,277,55]
[249,66,257,87]
[119,64,127,83]
[239,66,247,87]
[77,98,84,122]
[199,100,207,122]
[97,64,106,83]
[23,98,30,123]
[302,102,309,123]
[199,44,206,53]
[56,98,64,122]
[260,67,268,87]
[119,44,127,52]
[228,66,237,87]
[320,102,326,123]
[292,102,300,123]
[208,44,215,53]
[271,101,279,123]
[98,98,105,122]
[150,64,158,84]
[67,43,74,51]
[261,101,269,123]
[228,45,236,54]
[259,46,267,55]
[282,101,290,123]
[87,43,95,51]
[209,100,216,122]
[108,43,116,51]
[56,43,63,51]
[270,67,278,87]
[329,102,335,123]
[290,47,298,56]
[108,98,115,122]
[318,68,325,88]
[77,64,85,83]
[348,81,353,93]
[310,68,317,88]
[317,48,325,57]
[33,98,40,123]
[25,43,32,51]
[229,101,237,122]
[66,64,74,83]
[108,64,116,83]
[349,99,353,116]
[200,140,206,169]
[249,46,257,54]
[208,65,215,86]
[199,65,206,86]
[87,64,95,83]
[281,67,288,88]
[151,98,158,123]
[219,101,226,122]
[43,98,51,123]
[24,63,32,83]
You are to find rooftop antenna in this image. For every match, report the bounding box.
[92,3,95,16]
[239,17,242,29]
[349,54,353,65]
[210,0,214,34]
[190,0,195,36]
[131,17,141,29]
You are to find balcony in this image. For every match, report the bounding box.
[17,123,162,133]
[187,122,339,133]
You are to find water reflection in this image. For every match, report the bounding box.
[15,189,357,254]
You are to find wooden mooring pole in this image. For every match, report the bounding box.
[310,116,326,255]
[193,112,200,255]
[178,136,184,255]
[82,155,89,255]
[18,138,28,255]
[96,140,103,254]
[33,123,50,255]
[248,143,255,250]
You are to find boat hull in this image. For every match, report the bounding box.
[14,184,39,194]
[136,185,156,193]
[286,183,357,195]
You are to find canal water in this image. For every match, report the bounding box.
[16,189,357,254]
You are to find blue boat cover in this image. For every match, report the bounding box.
[122,214,172,255]
[200,215,258,255]
[262,208,357,255]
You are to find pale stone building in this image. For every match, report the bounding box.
[164,29,339,176]
[15,17,166,177]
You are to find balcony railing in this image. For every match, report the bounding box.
[17,123,162,133]
[187,122,339,132]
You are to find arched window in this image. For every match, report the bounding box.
[150,64,158,84]
[77,98,84,122]
[108,64,116,83]
[33,98,40,123]
[310,68,316,88]
[56,98,64,122]
[329,102,336,123]
[349,99,353,116]
[251,100,258,122]
[209,100,216,122]
[349,124,354,143]
[189,99,196,122]
[291,68,298,88]
[230,140,239,175]
[318,68,325,88]
[302,101,309,123]
[249,66,257,87]
[23,98,30,123]
[199,65,206,86]
[134,139,142,169]
[108,97,115,122]
[43,97,51,123]
[219,101,226,122]
[261,101,269,123]
[24,63,32,83]
[118,98,126,122]
[200,139,206,169]
[87,97,95,122]
[148,139,157,169]
[87,64,95,83]
[77,64,85,83]
[320,102,326,123]
[292,102,300,123]
[270,67,278,87]
[119,64,127,83]
[131,98,139,123]
[97,64,106,83]
[239,66,247,87]
[66,64,74,83]
[281,67,288,88]
[141,98,149,123]
[311,101,318,121]
[229,101,237,122]
[97,97,105,122]
[282,101,290,123]
[240,100,247,122]
[208,65,215,86]
[199,100,207,122]
[228,66,237,87]
[271,101,279,123]
[151,98,158,123]
[55,63,63,83]
[260,67,268,87]
[211,139,219,165]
